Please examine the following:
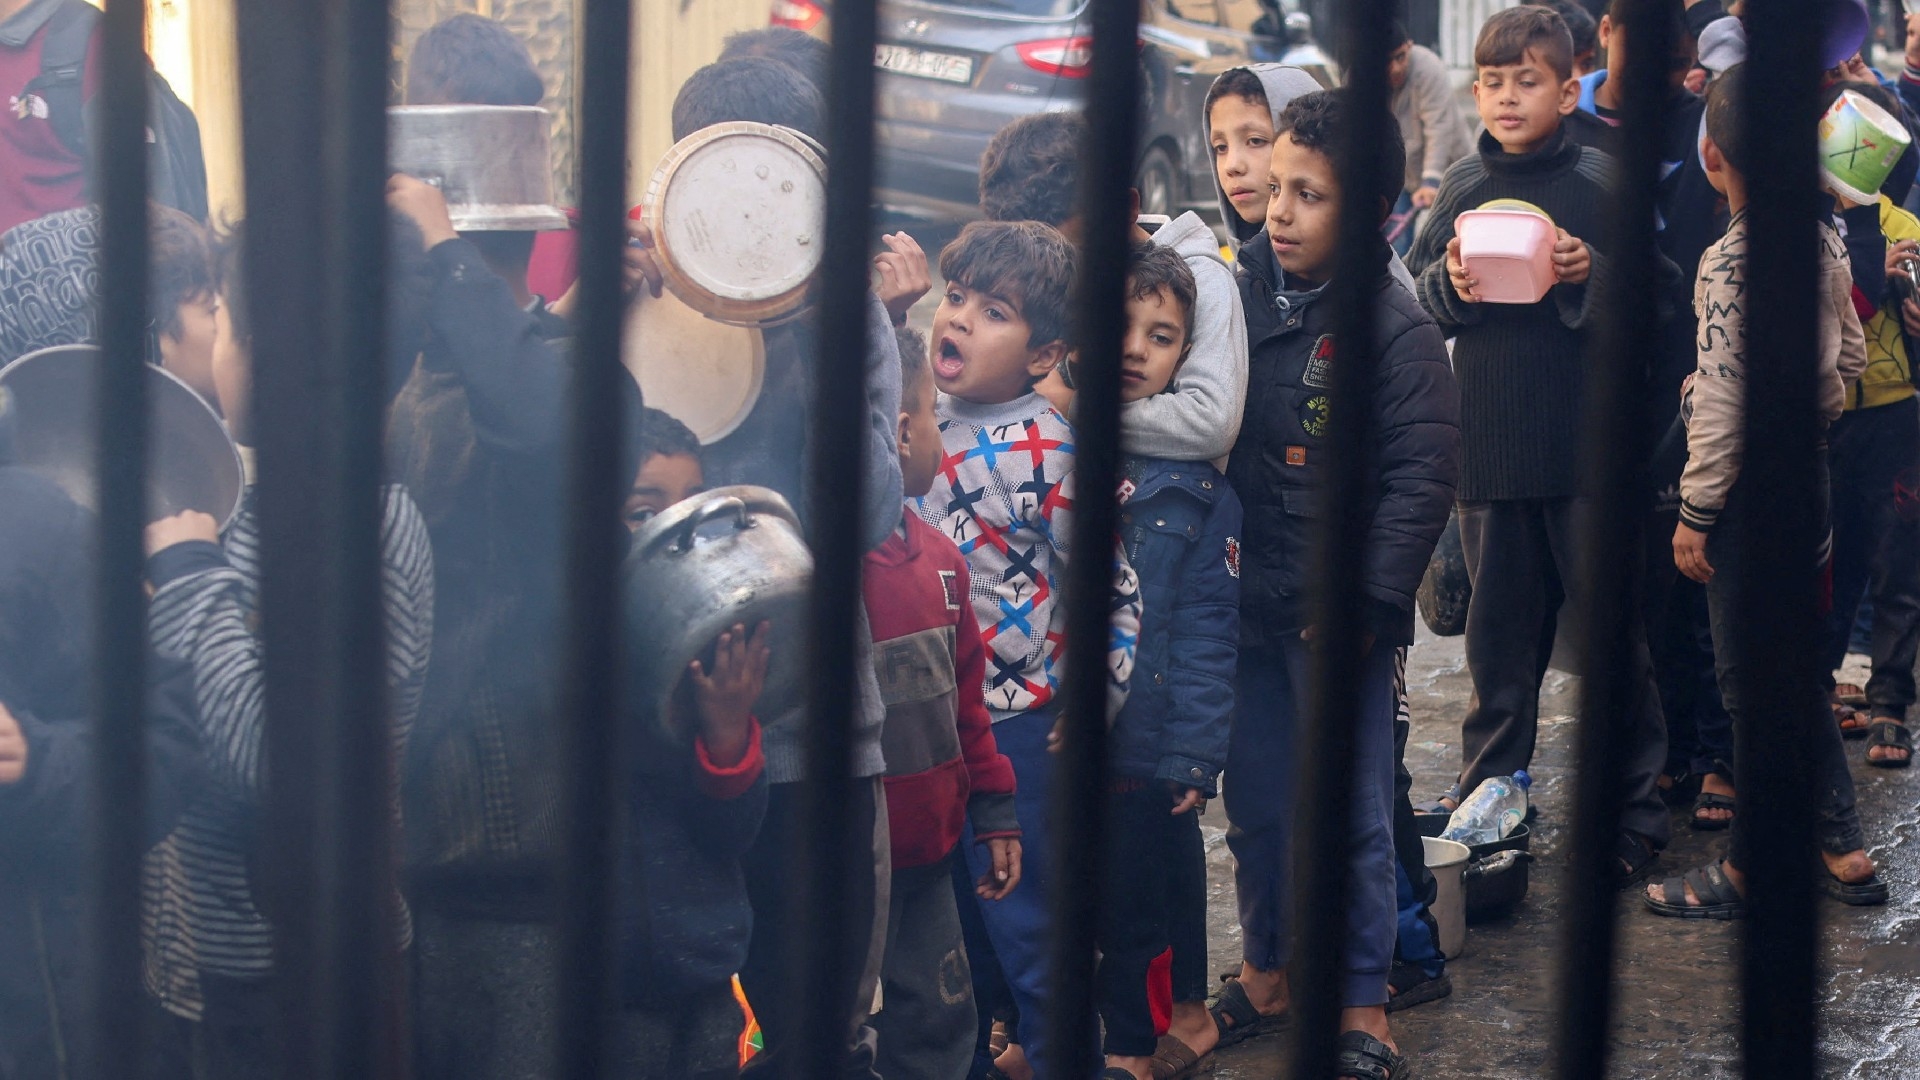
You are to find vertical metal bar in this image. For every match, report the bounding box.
[316,0,400,1071]
[92,0,150,1072]
[795,0,878,1070]
[1290,3,1393,1076]
[1736,3,1824,1076]
[1553,2,1671,1076]
[1047,0,1139,1073]
[234,0,330,1068]
[554,0,633,1072]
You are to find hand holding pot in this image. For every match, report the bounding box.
[689,621,772,767]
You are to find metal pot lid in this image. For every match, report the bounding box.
[0,345,245,529]
[629,484,801,560]
[389,105,568,233]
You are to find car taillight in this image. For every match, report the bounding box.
[770,0,824,31]
[1015,36,1094,78]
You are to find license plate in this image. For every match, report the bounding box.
[875,44,974,84]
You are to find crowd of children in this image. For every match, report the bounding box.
[4,0,1920,1078]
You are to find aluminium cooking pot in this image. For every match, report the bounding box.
[624,485,813,744]
[388,105,568,232]
[0,345,244,529]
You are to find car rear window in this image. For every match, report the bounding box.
[914,0,1087,19]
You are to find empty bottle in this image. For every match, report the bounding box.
[1439,770,1531,846]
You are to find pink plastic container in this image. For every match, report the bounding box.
[1456,208,1557,304]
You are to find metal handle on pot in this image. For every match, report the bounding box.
[673,494,753,553]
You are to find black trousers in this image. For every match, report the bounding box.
[1456,497,1672,848]
[1820,399,1920,720]
[1096,784,1194,1059]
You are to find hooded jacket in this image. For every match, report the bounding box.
[1229,234,1460,650]
[0,466,202,1080]
[1123,212,1248,463]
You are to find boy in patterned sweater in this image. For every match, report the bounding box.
[915,220,1143,1080]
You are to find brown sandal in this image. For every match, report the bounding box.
[1149,1034,1206,1080]
[1834,697,1871,739]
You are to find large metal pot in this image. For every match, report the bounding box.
[625,485,813,744]
[0,345,244,528]
[388,105,568,232]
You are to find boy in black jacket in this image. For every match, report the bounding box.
[1409,4,1673,883]
[1215,90,1459,1080]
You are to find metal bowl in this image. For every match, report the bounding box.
[0,345,244,528]
[389,105,568,232]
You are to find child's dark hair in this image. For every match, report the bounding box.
[718,27,829,98]
[1529,1,1595,61]
[1388,21,1412,49]
[634,406,702,466]
[1128,239,1197,348]
[670,57,825,143]
[1204,68,1270,127]
[979,111,1084,227]
[405,14,545,107]
[938,220,1077,349]
[896,326,931,402]
[1704,62,1748,175]
[149,203,215,341]
[1275,89,1406,212]
[212,214,436,405]
[1474,4,1575,83]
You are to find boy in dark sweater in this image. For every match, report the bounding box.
[866,326,1022,1080]
[1409,4,1672,883]
[1217,90,1458,1080]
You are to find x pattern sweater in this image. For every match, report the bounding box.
[916,392,1143,724]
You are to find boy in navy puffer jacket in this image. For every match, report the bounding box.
[1055,241,1242,1080]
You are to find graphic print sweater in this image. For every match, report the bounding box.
[916,391,1143,725]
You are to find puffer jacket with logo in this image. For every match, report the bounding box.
[1228,234,1461,652]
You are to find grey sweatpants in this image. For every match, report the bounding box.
[872,853,975,1080]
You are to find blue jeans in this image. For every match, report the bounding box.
[1224,638,1400,1007]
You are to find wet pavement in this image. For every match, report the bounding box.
[1201,631,1920,1078]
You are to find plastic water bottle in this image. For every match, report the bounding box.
[1439,770,1531,846]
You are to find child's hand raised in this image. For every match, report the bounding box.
[144,510,220,559]
[1445,237,1480,303]
[1551,229,1591,286]
[689,621,772,768]
[975,837,1023,901]
[874,232,931,328]
[386,174,460,249]
[623,222,666,302]
[0,701,26,785]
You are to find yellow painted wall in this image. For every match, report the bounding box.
[628,0,770,203]
[146,0,243,219]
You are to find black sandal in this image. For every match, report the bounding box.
[1820,862,1890,906]
[1336,1029,1417,1080]
[1690,790,1735,831]
[1209,977,1289,1049]
[1612,831,1659,889]
[1866,719,1914,769]
[1645,861,1745,920]
[1385,962,1452,1014]
[1835,697,1871,739]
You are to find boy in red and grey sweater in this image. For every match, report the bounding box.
[866,328,1023,1080]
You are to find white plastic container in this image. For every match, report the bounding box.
[1456,207,1557,304]
[1422,836,1470,960]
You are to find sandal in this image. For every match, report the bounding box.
[1209,977,1289,1049]
[1820,862,1890,906]
[1413,783,1461,816]
[1690,790,1735,831]
[1149,1034,1206,1080]
[1658,769,1700,808]
[1385,962,1451,1013]
[1612,831,1659,889]
[1336,1029,1418,1080]
[1645,861,1746,920]
[1837,681,1868,707]
[1834,698,1871,739]
[1866,719,1914,769]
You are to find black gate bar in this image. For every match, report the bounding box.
[91,0,152,1072]
[1734,3,1824,1076]
[555,0,635,1072]
[795,0,880,1069]
[1290,3,1394,1077]
[1554,0,1672,1075]
[1048,0,1140,1073]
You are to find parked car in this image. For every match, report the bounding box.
[771,0,1332,221]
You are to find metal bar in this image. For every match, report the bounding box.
[91,0,151,1072]
[1047,0,1140,1072]
[553,0,634,1072]
[315,0,400,1071]
[1553,1,1672,1076]
[795,0,879,1069]
[1735,3,1824,1076]
[233,0,331,1068]
[1290,3,1394,1077]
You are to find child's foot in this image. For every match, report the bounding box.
[1165,1001,1219,1058]
[993,1042,1034,1080]
[1645,858,1746,919]
[1103,1054,1152,1080]
[1209,965,1291,1048]
[1866,718,1914,767]
[1691,772,1735,829]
